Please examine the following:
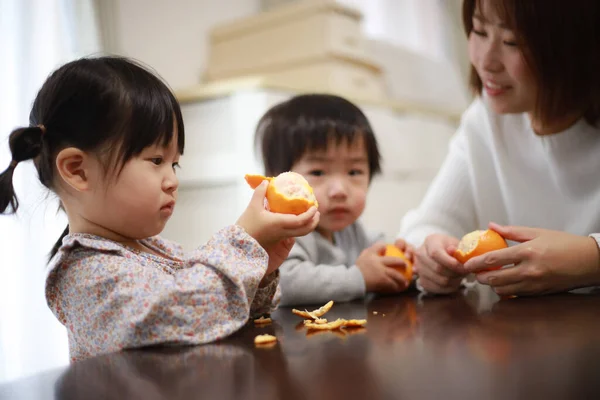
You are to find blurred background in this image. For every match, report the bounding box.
[0,0,470,384]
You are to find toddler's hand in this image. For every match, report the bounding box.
[236,181,320,249]
[356,242,409,293]
[394,237,416,263]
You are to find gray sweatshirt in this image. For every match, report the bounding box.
[279,221,383,306]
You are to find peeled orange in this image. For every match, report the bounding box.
[454,229,508,270]
[244,171,318,215]
[384,244,413,281]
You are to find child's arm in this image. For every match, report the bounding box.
[46,225,269,359]
[249,270,280,316]
[278,243,365,307]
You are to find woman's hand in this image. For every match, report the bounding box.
[414,233,467,294]
[463,222,600,296]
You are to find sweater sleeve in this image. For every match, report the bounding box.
[398,106,481,247]
[278,241,366,307]
[249,270,280,316]
[46,225,269,361]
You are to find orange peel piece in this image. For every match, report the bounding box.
[303,318,328,325]
[254,334,277,346]
[454,229,508,271]
[341,319,367,327]
[304,318,345,330]
[292,300,334,319]
[244,172,318,215]
[383,244,413,281]
[253,316,272,325]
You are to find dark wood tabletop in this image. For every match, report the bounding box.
[2,286,600,400]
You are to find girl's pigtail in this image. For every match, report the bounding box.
[0,126,45,214]
[0,160,19,213]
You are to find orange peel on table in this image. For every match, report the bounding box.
[454,229,508,271]
[383,244,413,281]
[304,318,367,331]
[244,171,318,215]
[292,301,334,319]
[254,334,277,347]
[253,316,272,325]
[304,318,346,331]
[341,319,367,328]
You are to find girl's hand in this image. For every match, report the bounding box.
[263,237,295,276]
[414,233,467,294]
[464,222,600,296]
[236,181,320,249]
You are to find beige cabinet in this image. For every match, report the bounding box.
[203,0,385,102]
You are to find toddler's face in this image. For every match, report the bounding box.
[84,136,180,240]
[291,136,370,240]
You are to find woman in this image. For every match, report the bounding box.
[399,0,600,296]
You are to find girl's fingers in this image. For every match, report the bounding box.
[249,181,269,207]
[269,206,318,228]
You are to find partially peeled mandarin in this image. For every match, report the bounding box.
[454,229,508,271]
[244,171,318,215]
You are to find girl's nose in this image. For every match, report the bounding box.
[163,168,179,193]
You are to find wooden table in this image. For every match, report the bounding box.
[3,286,600,400]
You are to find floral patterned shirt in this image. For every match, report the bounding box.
[45,225,279,362]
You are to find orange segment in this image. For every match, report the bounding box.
[454,229,508,270]
[384,244,413,281]
[244,171,318,215]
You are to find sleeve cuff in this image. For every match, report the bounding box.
[589,233,600,249]
[347,265,367,298]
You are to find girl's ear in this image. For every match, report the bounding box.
[55,147,94,192]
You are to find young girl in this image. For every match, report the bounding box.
[255,94,412,306]
[0,57,319,362]
[399,0,600,296]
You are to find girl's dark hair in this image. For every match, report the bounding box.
[462,0,600,126]
[255,94,381,180]
[0,56,185,260]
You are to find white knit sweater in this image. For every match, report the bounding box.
[399,97,600,247]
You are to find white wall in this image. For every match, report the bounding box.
[106,0,261,89]
[103,0,468,91]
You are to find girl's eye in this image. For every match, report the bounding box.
[172,162,180,170]
[150,157,163,165]
[503,40,518,47]
[472,29,487,37]
[308,170,324,177]
[349,169,365,176]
